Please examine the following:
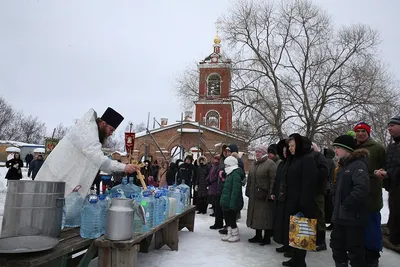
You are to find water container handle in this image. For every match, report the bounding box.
[133,203,146,225]
[72,185,81,192]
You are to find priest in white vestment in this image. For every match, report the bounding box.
[36,107,137,196]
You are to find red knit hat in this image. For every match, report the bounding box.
[354,122,371,135]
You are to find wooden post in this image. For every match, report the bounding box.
[98,244,140,267]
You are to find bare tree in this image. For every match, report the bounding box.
[50,123,70,140]
[19,115,46,144]
[175,66,200,111]
[104,135,124,151]
[176,0,398,145]
[220,0,397,141]
[0,97,17,140]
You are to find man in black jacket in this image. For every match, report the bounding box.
[331,135,369,267]
[304,138,329,251]
[376,116,400,246]
[28,154,44,180]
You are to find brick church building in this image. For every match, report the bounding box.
[132,34,250,170]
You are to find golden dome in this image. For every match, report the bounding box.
[214,35,221,44]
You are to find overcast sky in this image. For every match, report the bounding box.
[0,0,398,137]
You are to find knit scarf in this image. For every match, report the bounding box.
[225,165,239,175]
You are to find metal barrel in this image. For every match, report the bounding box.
[1,180,65,238]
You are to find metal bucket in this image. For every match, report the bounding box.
[1,180,65,238]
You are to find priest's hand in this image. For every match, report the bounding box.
[124,164,139,174]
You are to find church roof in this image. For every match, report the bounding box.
[135,121,247,142]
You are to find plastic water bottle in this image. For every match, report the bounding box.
[128,177,142,193]
[61,207,66,229]
[98,194,108,234]
[177,180,191,210]
[168,187,182,214]
[153,192,163,226]
[110,177,134,198]
[130,193,144,235]
[161,190,169,220]
[80,192,102,239]
[141,190,154,232]
[64,185,85,227]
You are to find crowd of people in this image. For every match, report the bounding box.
[119,117,399,267]
[4,108,400,267]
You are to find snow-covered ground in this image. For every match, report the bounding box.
[0,166,398,266]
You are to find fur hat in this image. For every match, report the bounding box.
[333,135,356,152]
[100,107,124,129]
[354,122,371,135]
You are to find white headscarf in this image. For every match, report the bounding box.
[224,156,239,175]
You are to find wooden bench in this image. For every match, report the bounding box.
[95,205,196,267]
[0,228,94,267]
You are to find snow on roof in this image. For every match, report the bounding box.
[135,122,247,142]
[33,148,45,153]
[177,128,204,133]
[0,140,44,147]
[6,147,21,153]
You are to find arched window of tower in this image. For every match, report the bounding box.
[205,110,220,129]
[207,74,221,96]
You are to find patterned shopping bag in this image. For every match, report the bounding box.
[289,214,317,251]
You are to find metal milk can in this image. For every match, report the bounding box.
[105,198,134,241]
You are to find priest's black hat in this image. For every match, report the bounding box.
[100,107,124,129]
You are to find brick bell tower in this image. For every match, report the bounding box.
[195,31,233,132]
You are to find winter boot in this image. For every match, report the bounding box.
[228,227,240,242]
[260,230,271,246]
[221,227,232,242]
[219,226,228,235]
[248,230,263,243]
[209,224,223,230]
[335,262,348,267]
[282,257,294,266]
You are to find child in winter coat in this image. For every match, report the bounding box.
[220,156,244,242]
[331,135,369,267]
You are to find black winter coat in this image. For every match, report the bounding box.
[28,158,44,180]
[383,138,400,244]
[273,134,318,245]
[5,158,24,180]
[178,163,194,187]
[332,149,369,226]
[195,157,209,197]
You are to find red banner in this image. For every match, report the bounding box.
[124,132,135,155]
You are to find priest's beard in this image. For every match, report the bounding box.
[98,125,108,145]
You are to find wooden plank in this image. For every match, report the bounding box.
[0,235,93,267]
[164,218,179,250]
[178,206,196,232]
[95,214,180,249]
